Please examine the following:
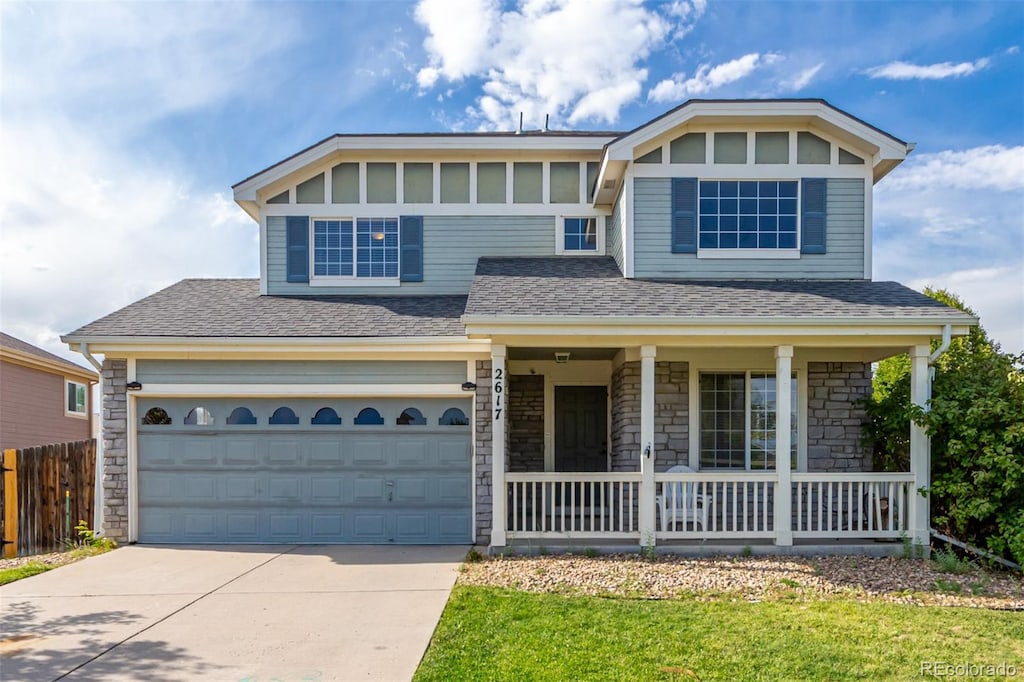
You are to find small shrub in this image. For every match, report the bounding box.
[741,545,753,557]
[465,548,485,563]
[74,520,117,550]
[934,578,962,594]
[932,548,973,574]
[582,547,598,558]
[779,578,800,589]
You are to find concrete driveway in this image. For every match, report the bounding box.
[0,544,467,681]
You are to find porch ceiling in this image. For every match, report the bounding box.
[508,347,619,361]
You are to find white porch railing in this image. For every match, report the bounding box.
[655,472,778,540]
[792,472,915,539]
[503,470,917,545]
[506,472,642,539]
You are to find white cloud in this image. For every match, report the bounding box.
[0,3,291,363]
[874,145,1024,353]
[882,145,1024,192]
[649,52,780,102]
[865,58,990,80]
[414,0,680,129]
[908,267,1024,355]
[782,62,824,92]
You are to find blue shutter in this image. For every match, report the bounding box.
[400,215,424,282]
[671,177,698,253]
[286,216,310,283]
[800,178,827,254]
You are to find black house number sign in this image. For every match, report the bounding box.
[493,367,503,421]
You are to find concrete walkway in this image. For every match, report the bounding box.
[0,545,467,681]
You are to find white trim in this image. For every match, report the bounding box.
[358,162,367,204]
[309,278,400,288]
[259,215,268,295]
[864,175,873,279]
[129,383,471,398]
[698,249,800,259]
[127,392,138,543]
[554,215,606,255]
[491,345,507,547]
[394,161,403,204]
[64,337,493,355]
[64,378,89,418]
[622,169,634,277]
[261,202,605,218]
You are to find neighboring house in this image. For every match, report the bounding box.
[63,99,975,553]
[1,332,98,451]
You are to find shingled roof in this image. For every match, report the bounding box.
[1,332,98,376]
[465,257,975,321]
[64,280,469,338]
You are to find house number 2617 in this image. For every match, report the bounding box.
[493,368,503,421]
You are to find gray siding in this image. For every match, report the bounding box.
[607,190,624,272]
[268,215,555,295]
[633,178,866,279]
[136,360,467,385]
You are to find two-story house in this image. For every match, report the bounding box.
[64,99,974,553]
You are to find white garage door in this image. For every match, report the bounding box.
[136,398,472,544]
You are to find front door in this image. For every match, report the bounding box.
[554,385,608,471]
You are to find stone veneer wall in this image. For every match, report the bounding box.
[508,374,544,472]
[474,360,493,545]
[806,361,872,472]
[100,358,128,542]
[610,361,689,471]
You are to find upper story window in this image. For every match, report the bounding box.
[66,380,87,416]
[698,181,798,250]
[313,218,399,279]
[558,217,599,253]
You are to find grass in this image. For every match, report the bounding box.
[415,586,1024,681]
[0,545,114,586]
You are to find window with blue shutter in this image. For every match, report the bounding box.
[800,178,827,254]
[671,177,698,253]
[400,215,424,282]
[285,216,310,283]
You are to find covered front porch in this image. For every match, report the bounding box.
[482,341,936,552]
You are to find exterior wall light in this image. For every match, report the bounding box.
[554,352,570,363]
[461,382,477,391]
[126,381,143,391]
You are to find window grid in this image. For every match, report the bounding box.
[563,217,597,251]
[699,371,798,470]
[313,218,398,278]
[698,180,798,250]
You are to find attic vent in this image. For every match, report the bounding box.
[602,179,617,190]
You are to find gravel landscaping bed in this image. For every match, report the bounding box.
[0,549,93,572]
[459,553,1024,609]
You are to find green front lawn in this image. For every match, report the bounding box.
[416,586,1024,681]
[0,545,115,586]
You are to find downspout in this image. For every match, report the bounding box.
[77,343,105,536]
[926,324,952,406]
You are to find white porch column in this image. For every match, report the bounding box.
[909,344,930,547]
[774,345,794,546]
[639,345,657,546]
[490,345,507,547]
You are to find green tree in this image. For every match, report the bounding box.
[863,288,1024,564]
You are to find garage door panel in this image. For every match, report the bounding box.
[437,439,470,465]
[224,439,261,465]
[267,439,302,465]
[352,440,386,465]
[309,441,344,465]
[138,398,471,544]
[309,477,344,503]
[181,440,217,464]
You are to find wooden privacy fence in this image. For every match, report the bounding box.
[1,439,96,558]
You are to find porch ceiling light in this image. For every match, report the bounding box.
[554,352,570,363]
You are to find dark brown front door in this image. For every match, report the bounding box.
[554,385,608,472]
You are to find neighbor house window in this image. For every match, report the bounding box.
[313,218,398,279]
[66,380,87,416]
[557,217,601,254]
[698,180,798,250]
[699,372,797,470]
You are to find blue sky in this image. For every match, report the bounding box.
[1,0,1022,365]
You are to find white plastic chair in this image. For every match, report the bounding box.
[656,465,712,531]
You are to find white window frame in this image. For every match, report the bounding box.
[309,217,401,287]
[555,215,605,255]
[696,179,801,260]
[696,369,799,471]
[65,379,87,418]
